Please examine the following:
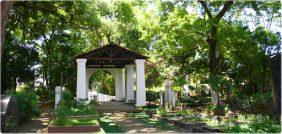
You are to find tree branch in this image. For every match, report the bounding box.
[215,0,234,21]
[198,0,213,19]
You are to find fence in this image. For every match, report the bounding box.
[88,90,115,102]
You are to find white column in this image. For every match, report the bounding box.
[76,59,87,100]
[126,65,134,103]
[121,68,126,100]
[135,59,146,106]
[86,68,92,100]
[114,69,122,101]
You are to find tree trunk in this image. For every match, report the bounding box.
[1,1,14,91]
[199,0,233,107]
[1,1,14,54]
[209,25,218,76]
[270,54,281,120]
[209,24,221,106]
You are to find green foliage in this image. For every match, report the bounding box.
[55,101,73,126]
[221,114,281,133]
[145,61,164,88]
[212,105,225,115]
[54,99,99,127]
[249,92,273,114]
[248,115,281,133]
[35,86,54,102]
[146,90,160,103]
[6,88,40,124]
[1,33,39,93]
[72,101,98,116]
[132,112,176,130]
[55,100,98,118]
[52,117,98,127]
[62,89,75,102]
[98,115,123,133]
[208,74,229,92]
[177,109,189,116]
[89,70,115,95]
[3,1,281,121]
[184,115,204,123]
[156,108,168,117]
[53,100,98,126]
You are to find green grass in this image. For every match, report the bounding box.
[98,116,123,133]
[129,112,176,130]
[51,117,99,126]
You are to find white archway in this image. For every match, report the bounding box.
[86,68,125,101]
[75,44,148,106]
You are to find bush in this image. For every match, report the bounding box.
[54,101,70,126]
[35,86,54,103]
[6,89,40,124]
[156,108,168,117]
[212,105,225,116]
[72,101,98,115]
[221,114,281,133]
[249,115,281,133]
[55,99,98,118]
[146,90,160,103]
[177,109,189,116]
[249,92,273,114]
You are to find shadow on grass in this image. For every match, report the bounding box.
[129,112,175,130]
[98,116,123,133]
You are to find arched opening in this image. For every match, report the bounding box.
[86,68,118,102]
[89,70,115,96]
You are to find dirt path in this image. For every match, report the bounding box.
[15,109,53,133]
[109,112,190,133]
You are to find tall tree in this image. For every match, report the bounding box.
[1,1,14,54]
[198,0,233,105]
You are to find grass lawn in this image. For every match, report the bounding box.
[51,117,99,126]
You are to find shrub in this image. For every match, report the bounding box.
[54,101,70,126]
[62,89,75,107]
[249,92,273,114]
[6,89,40,124]
[248,115,281,133]
[35,86,54,103]
[221,114,281,133]
[72,101,98,115]
[212,105,225,116]
[146,90,160,103]
[177,109,189,116]
[156,108,168,117]
[55,99,98,117]
[184,114,204,123]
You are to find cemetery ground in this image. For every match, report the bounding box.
[9,95,281,133]
[2,79,281,133]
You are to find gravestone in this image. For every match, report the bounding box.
[211,90,221,105]
[171,90,176,108]
[165,79,171,109]
[55,86,62,108]
[160,90,163,107]
[183,85,189,99]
